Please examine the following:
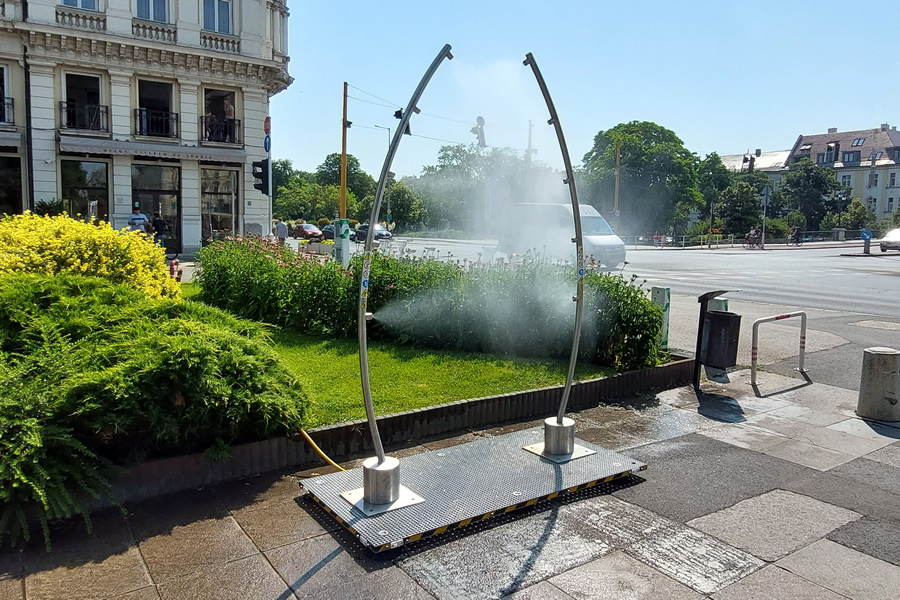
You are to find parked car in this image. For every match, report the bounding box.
[351,224,392,242]
[293,223,323,241]
[880,228,900,252]
[321,224,335,240]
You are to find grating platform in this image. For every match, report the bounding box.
[300,427,647,552]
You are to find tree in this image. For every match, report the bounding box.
[315,153,376,202]
[581,121,702,234]
[697,152,733,218]
[358,180,424,228]
[273,180,358,222]
[821,198,875,231]
[779,159,847,229]
[718,182,762,235]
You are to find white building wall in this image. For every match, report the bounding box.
[28,62,57,205]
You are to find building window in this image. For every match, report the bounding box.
[852,138,866,147]
[0,66,9,125]
[201,89,240,144]
[0,156,22,215]
[889,198,894,212]
[61,0,99,10]
[61,160,109,220]
[893,149,900,161]
[817,153,825,164]
[873,174,879,188]
[201,168,239,241]
[841,175,852,187]
[61,73,108,131]
[842,151,859,163]
[891,173,896,188]
[203,0,231,34]
[870,151,883,161]
[132,164,181,250]
[135,80,177,137]
[136,0,166,22]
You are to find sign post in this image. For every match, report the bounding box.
[651,287,670,348]
[861,228,872,255]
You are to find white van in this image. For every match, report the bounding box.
[497,203,626,270]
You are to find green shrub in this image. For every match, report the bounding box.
[0,273,308,548]
[196,240,663,370]
[316,218,331,230]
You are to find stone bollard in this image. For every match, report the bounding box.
[857,347,900,422]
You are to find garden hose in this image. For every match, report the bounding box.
[296,429,345,472]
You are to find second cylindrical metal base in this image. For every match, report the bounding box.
[544,417,575,455]
[363,456,401,505]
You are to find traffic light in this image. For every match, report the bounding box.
[252,158,269,195]
[393,109,411,135]
[470,116,485,147]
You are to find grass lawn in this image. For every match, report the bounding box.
[271,330,614,428]
[180,281,200,300]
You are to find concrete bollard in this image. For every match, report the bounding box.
[857,347,900,422]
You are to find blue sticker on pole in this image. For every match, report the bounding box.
[578,268,585,277]
[362,280,369,289]
[264,135,271,153]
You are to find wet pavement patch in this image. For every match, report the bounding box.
[549,551,704,599]
[625,521,763,594]
[613,434,815,522]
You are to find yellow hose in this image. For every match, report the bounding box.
[297,429,346,472]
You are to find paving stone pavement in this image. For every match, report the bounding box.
[2,369,899,599]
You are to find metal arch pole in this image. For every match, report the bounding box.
[523,53,585,426]
[358,44,453,464]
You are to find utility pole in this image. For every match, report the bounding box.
[337,82,351,266]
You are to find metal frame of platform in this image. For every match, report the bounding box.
[301,428,647,552]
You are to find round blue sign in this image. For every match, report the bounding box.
[861,229,872,240]
[264,135,271,153]
[362,280,369,289]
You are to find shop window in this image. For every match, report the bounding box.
[201,168,238,242]
[0,157,22,216]
[61,160,109,220]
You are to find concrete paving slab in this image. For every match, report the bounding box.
[761,439,857,471]
[231,497,331,551]
[828,517,900,568]
[711,565,848,600]
[267,536,431,600]
[793,426,894,456]
[211,471,303,512]
[783,468,900,523]
[697,423,787,451]
[22,511,152,600]
[558,495,674,550]
[768,405,847,427]
[157,554,290,600]
[827,418,900,442]
[741,413,818,438]
[864,443,900,468]
[712,370,859,417]
[729,395,795,414]
[110,586,161,599]
[777,539,900,600]
[613,434,814,523]
[549,551,704,600]
[687,489,860,561]
[830,457,900,495]
[626,521,763,594]
[504,581,573,599]
[575,403,714,451]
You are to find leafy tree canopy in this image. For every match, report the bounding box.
[316,153,376,203]
[581,121,702,234]
[718,181,762,235]
[779,159,848,229]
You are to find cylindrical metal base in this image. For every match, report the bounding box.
[363,456,401,505]
[544,417,575,455]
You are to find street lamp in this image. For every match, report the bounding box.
[373,125,392,223]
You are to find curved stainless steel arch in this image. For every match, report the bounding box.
[358,44,454,464]
[523,52,585,426]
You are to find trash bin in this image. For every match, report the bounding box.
[832,228,846,241]
[700,310,741,369]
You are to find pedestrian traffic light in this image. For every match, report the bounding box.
[252,158,269,195]
[470,116,486,147]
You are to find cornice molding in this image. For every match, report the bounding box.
[21,27,293,93]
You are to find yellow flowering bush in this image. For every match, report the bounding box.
[0,213,179,299]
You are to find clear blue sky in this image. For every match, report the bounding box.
[270,1,899,179]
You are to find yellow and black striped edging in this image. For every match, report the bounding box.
[308,466,646,553]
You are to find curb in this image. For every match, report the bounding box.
[88,358,693,508]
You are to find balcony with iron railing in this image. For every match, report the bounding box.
[132,18,177,42]
[0,97,12,125]
[200,116,242,145]
[134,108,179,138]
[59,102,109,133]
